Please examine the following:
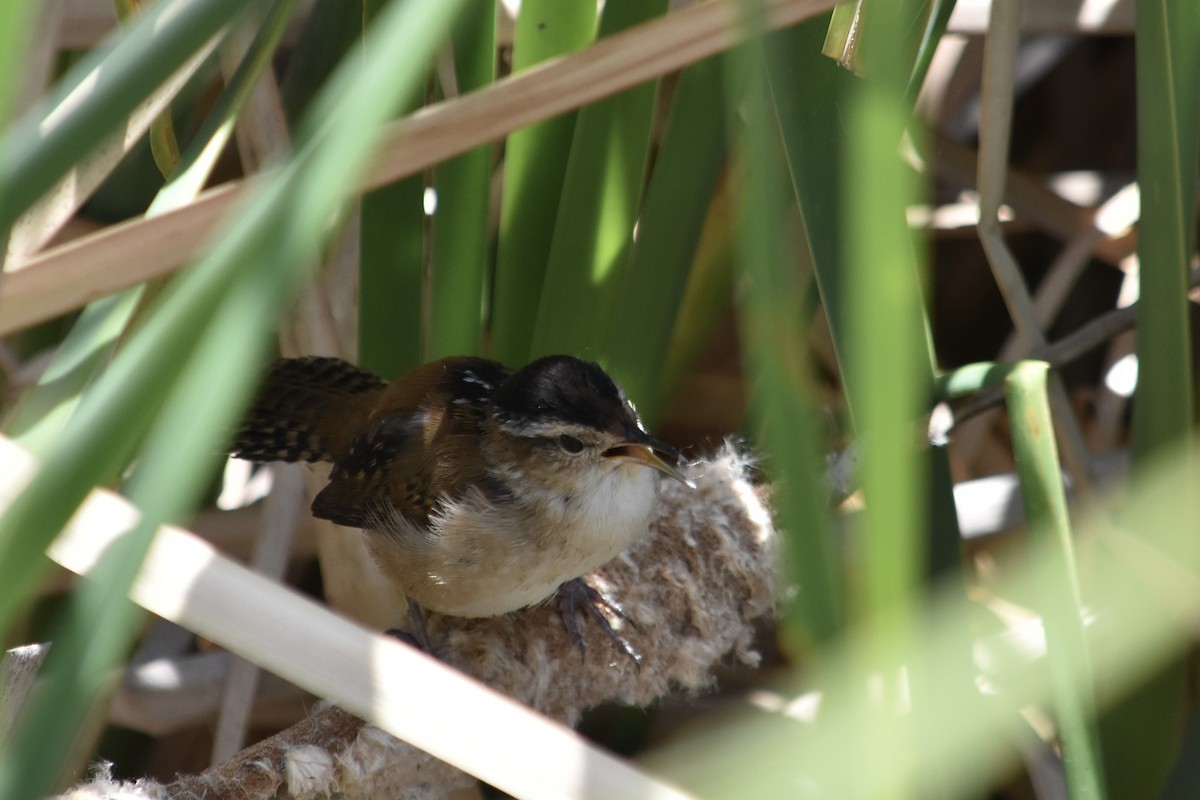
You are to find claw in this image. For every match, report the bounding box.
[557,577,642,667]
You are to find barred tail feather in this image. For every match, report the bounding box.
[231,357,386,463]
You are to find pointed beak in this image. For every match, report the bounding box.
[602,435,694,488]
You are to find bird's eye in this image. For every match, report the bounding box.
[558,434,584,454]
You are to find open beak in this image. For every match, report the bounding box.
[602,436,694,488]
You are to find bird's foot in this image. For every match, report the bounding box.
[557,577,642,667]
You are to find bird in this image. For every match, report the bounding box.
[230,354,690,662]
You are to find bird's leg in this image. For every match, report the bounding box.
[385,599,434,654]
[557,577,642,666]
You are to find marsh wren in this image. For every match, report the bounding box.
[232,355,688,661]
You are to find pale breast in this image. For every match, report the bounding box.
[365,466,660,618]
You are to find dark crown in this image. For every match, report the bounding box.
[492,356,639,433]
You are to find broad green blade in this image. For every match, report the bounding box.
[0,2,36,130]
[769,11,963,608]
[427,0,496,360]
[1131,0,1198,462]
[603,57,727,424]
[528,0,668,359]
[841,0,930,619]
[764,18,853,368]
[766,2,971,786]
[727,5,844,644]
[657,173,736,413]
[279,0,366,122]
[491,0,596,365]
[360,177,427,376]
[1105,0,1200,794]
[359,0,427,377]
